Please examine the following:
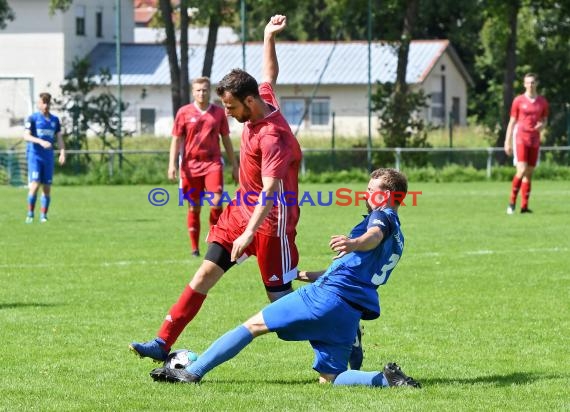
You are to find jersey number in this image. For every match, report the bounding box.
[371,254,400,285]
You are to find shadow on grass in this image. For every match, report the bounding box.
[0,302,58,310]
[422,372,565,387]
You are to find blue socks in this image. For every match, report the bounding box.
[187,325,253,378]
[183,325,389,388]
[41,195,50,217]
[333,370,388,387]
[27,194,37,216]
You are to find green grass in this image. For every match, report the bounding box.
[1,181,569,411]
[1,124,495,152]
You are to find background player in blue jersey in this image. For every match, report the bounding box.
[24,92,66,223]
[150,168,420,388]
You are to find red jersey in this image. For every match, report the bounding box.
[510,94,549,147]
[172,103,230,176]
[236,82,302,236]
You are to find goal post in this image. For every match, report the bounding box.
[0,76,33,186]
[0,76,34,137]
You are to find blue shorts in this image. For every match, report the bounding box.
[262,285,361,375]
[27,152,54,185]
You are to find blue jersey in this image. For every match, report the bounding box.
[314,208,404,320]
[25,112,61,157]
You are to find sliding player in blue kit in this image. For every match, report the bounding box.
[24,92,66,223]
[151,168,420,389]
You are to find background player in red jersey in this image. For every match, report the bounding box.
[169,77,239,256]
[504,73,549,214]
[130,14,303,361]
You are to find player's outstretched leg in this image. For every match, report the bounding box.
[129,338,169,362]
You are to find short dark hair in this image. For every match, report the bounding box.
[370,168,408,204]
[216,69,259,102]
[39,92,52,104]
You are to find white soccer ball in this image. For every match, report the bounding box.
[165,349,198,369]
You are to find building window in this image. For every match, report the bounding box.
[140,108,156,135]
[430,92,443,104]
[75,6,86,36]
[282,98,331,128]
[310,99,330,126]
[430,91,444,122]
[431,106,444,119]
[282,99,305,127]
[96,11,103,38]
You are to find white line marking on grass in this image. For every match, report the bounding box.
[465,250,495,255]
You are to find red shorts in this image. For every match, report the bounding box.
[207,204,299,287]
[180,168,223,207]
[514,143,540,167]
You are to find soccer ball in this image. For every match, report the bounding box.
[165,349,198,369]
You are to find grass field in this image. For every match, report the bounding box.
[1,181,569,411]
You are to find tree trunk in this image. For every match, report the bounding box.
[179,0,190,105]
[202,10,220,78]
[159,0,181,116]
[395,0,417,94]
[496,1,519,149]
[393,0,418,147]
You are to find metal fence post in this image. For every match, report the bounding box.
[7,149,13,184]
[395,148,401,170]
[486,147,493,179]
[108,149,115,178]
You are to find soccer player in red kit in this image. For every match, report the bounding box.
[169,77,239,256]
[130,14,302,361]
[504,73,549,214]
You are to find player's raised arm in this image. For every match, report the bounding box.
[262,14,287,86]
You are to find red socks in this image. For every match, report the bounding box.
[187,210,200,252]
[157,285,207,349]
[521,180,531,210]
[510,176,522,205]
[209,207,223,227]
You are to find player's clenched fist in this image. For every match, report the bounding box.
[265,14,287,36]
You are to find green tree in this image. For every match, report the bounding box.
[0,0,14,29]
[158,0,184,115]
[472,0,570,154]
[56,58,127,170]
[49,0,72,15]
[183,0,236,78]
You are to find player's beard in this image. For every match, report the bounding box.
[234,105,253,123]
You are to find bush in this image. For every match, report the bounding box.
[51,150,570,185]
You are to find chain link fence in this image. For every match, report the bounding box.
[2,146,569,186]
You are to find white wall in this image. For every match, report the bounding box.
[107,54,469,141]
[0,1,65,136]
[276,84,380,138]
[62,0,134,75]
[0,0,135,137]
[423,52,469,126]
[120,86,174,136]
[117,83,382,139]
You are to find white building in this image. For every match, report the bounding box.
[87,40,473,138]
[0,0,134,137]
[0,0,472,140]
